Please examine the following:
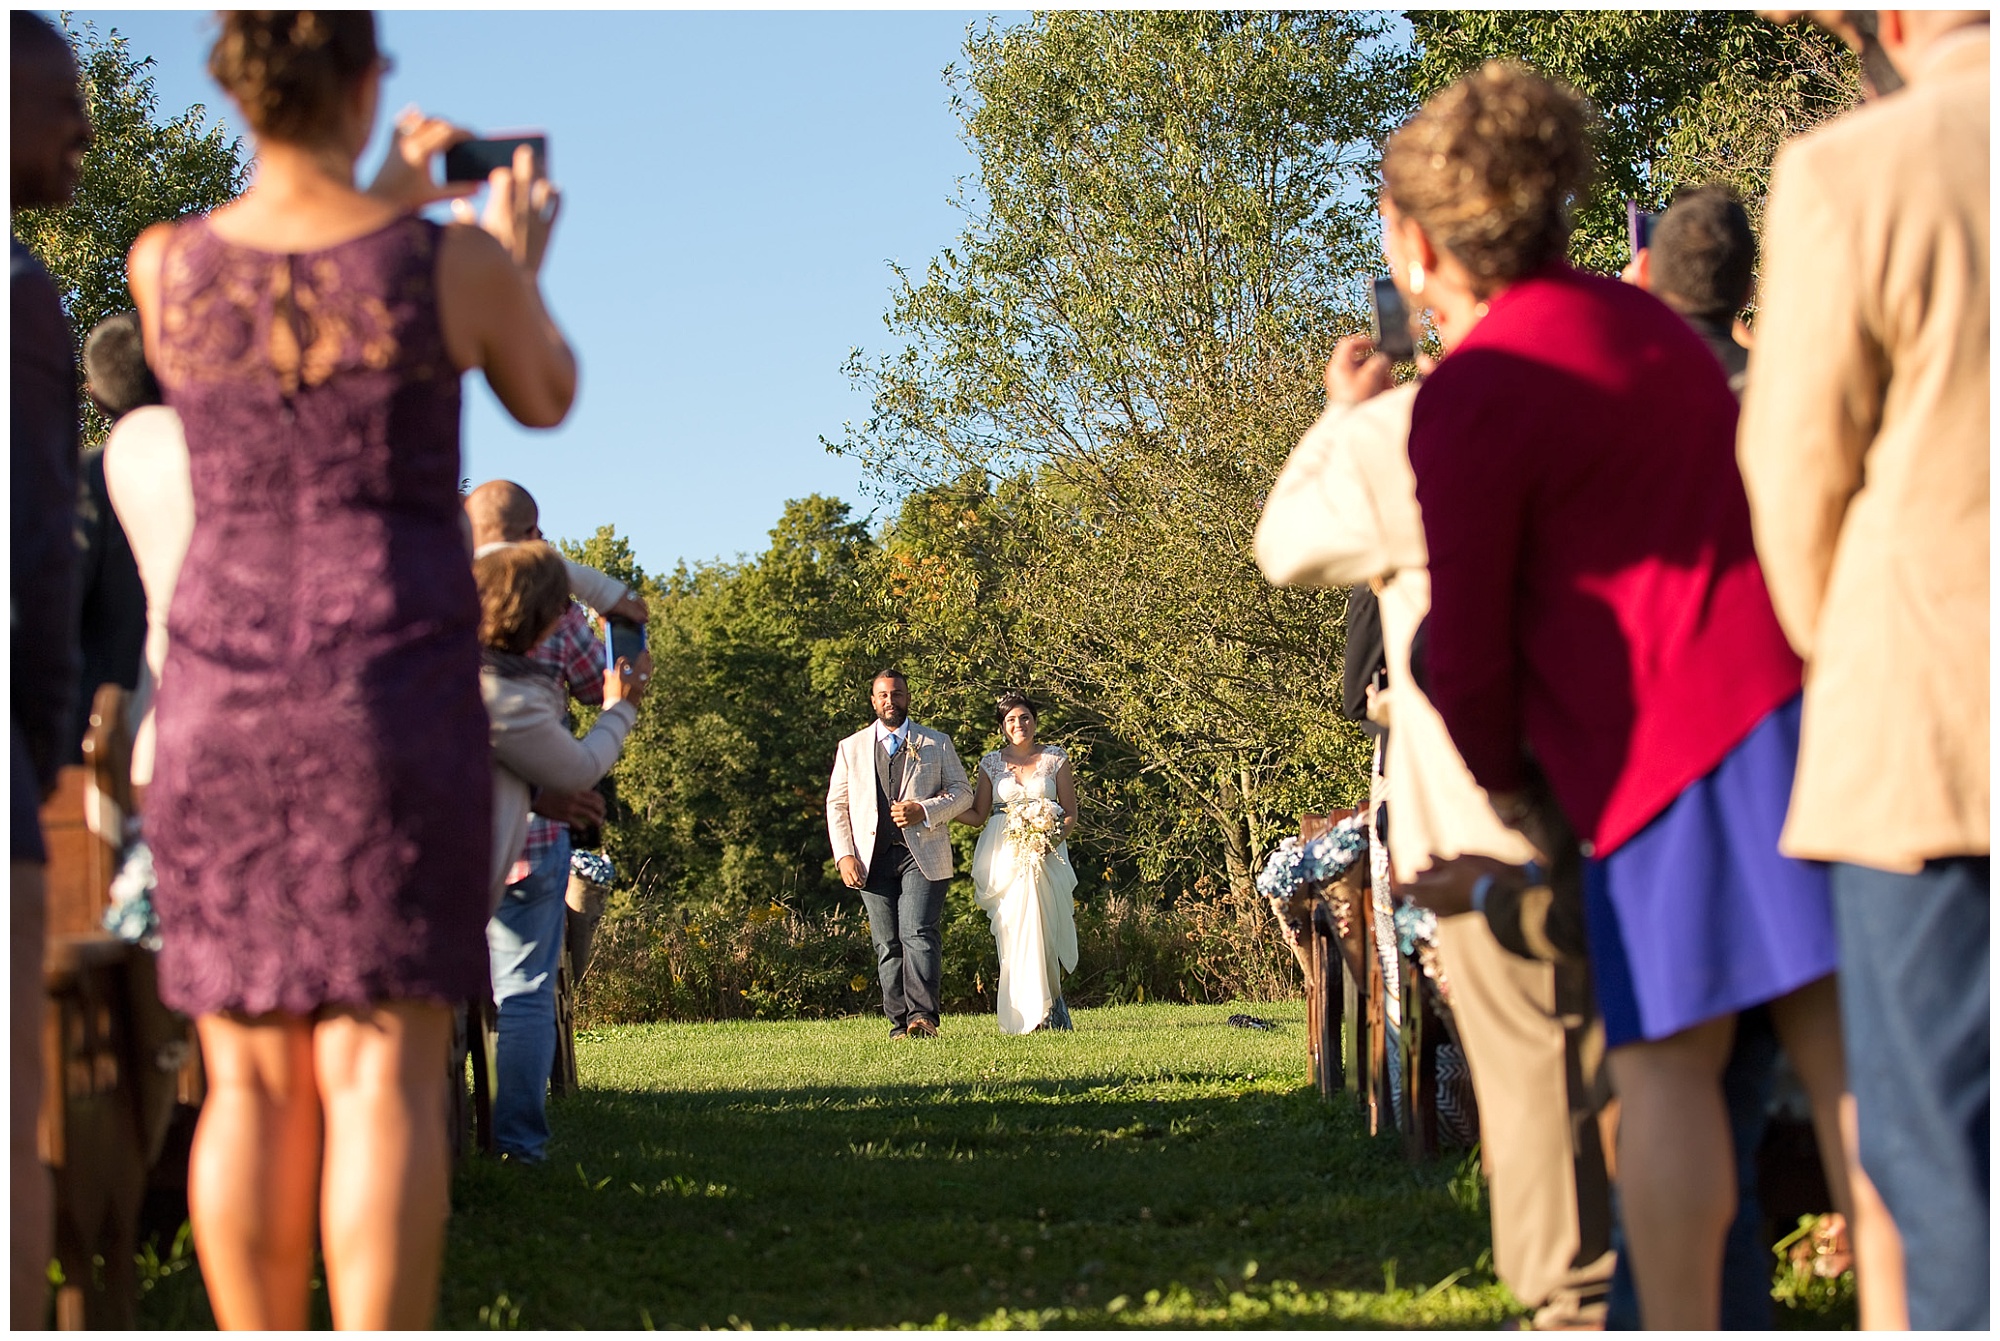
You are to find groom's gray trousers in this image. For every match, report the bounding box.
[860,837,947,1031]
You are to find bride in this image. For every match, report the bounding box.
[958,690,1080,1033]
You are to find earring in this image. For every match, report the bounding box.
[1408,262,1426,296]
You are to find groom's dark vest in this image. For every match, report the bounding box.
[869,734,911,867]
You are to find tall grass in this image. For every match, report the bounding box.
[576,878,1298,1028]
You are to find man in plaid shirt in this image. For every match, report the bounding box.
[467,481,646,1162]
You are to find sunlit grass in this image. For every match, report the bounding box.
[439,1001,1510,1329]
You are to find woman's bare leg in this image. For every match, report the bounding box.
[188,1012,323,1329]
[313,1000,453,1329]
[1605,1013,1736,1329]
[1838,1096,1908,1329]
[1767,977,1908,1329]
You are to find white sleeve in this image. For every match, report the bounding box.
[1254,403,1392,589]
[564,559,630,617]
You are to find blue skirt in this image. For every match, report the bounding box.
[1586,693,1837,1048]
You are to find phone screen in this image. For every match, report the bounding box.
[443,134,548,183]
[1626,200,1657,258]
[604,617,647,672]
[1371,277,1415,363]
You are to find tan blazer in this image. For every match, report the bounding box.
[1255,385,1535,881]
[1737,30,1990,872]
[826,722,972,883]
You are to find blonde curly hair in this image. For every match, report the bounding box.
[1382,61,1594,297]
[208,11,378,143]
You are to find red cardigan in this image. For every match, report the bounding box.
[1408,265,1802,856]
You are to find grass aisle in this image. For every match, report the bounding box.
[441,1001,1511,1329]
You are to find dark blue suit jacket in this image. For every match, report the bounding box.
[12,239,81,861]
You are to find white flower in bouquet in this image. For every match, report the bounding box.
[1004,795,1066,865]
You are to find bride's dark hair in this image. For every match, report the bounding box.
[994,689,1038,726]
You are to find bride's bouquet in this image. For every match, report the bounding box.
[1003,796,1066,865]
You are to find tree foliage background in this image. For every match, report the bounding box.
[569,10,1864,1016]
[13,15,246,444]
[40,11,1864,1016]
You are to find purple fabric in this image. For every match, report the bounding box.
[145,215,492,1015]
[1586,693,1836,1047]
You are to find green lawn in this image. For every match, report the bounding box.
[436,1001,1512,1329]
[131,999,1860,1329]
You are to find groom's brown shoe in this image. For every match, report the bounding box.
[906,1017,939,1039]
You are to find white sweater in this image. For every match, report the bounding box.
[480,666,637,909]
[1254,385,1534,880]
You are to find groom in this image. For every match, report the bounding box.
[826,669,972,1038]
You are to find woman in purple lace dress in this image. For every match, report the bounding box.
[127,13,575,1328]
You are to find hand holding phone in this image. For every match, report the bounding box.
[605,647,654,711]
[605,615,647,673]
[447,134,561,274]
[444,133,548,183]
[367,107,478,211]
[1626,200,1656,259]
[1371,277,1417,364]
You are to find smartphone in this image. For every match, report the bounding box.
[604,616,647,672]
[1626,200,1657,258]
[443,132,548,183]
[1371,277,1416,363]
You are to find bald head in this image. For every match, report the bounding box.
[464,480,540,548]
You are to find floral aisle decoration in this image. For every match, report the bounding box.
[571,848,615,888]
[103,837,161,950]
[1393,900,1451,1003]
[1256,815,1370,937]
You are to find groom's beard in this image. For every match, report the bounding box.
[876,708,909,729]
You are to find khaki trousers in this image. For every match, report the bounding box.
[1435,911,1613,1314]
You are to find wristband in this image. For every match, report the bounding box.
[1470,872,1495,916]
[1522,859,1547,887]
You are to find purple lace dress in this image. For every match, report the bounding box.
[146,214,492,1016]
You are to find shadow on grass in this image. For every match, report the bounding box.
[439,1074,1500,1329]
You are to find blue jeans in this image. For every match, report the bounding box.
[486,833,570,1161]
[1831,857,1989,1330]
[858,847,946,1031]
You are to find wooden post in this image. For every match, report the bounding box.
[549,956,579,1097]
[1315,904,1343,1098]
[1400,951,1441,1161]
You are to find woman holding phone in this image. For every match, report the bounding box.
[125,12,574,1328]
[475,542,650,909]
[1379,62,1875,1328]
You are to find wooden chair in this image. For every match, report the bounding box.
[451,996,498,1161]
[1293,809,1389,1128]
[549,955,579,1098]
[37,684,196,1328]
[1293,809,1465,1154]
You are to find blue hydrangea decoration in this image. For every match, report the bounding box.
[571,848,615,887]
[1393,901,1438,958]
[103,839,161,950]
[1255,815,1369,900]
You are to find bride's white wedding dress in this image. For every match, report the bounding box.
[970,746,1079,1034]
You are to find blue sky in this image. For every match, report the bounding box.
[78,10,1014,576]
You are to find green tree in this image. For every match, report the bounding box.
[838,11,1394,902]
[1406,10,1859,274]
[569,501,886,914]
[13,16,246,442]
